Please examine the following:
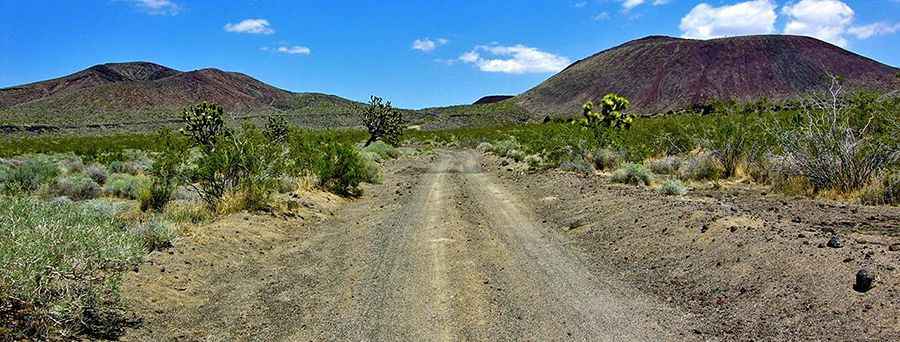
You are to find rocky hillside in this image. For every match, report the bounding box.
[515,35,900,116]
[0,62,373,131]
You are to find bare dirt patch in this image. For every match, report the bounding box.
[485,153,900,341]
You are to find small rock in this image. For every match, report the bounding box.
[827,235,844,248]
[854,269,874,293]
[889,244,900,252]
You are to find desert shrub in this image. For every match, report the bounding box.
[678,152,724,181]
[0,196,144,339]
[524,154,544,169]
[506,149,526,162]
[363,141,401,161]
[591,148,621,170]
[646,156,682,175]
[59,155,84,175]
[141,129,188,212]
[108,160,146,176]
[861,171,900,206]
[490,137,524,157]
[774,77,896,193]
[611,163,654,186]
[559,159,594,175]
[129,220,176,251]
[189,123,284,210]
[3,155,60,192]
[476,142,494,152]
[315,143,368,196]
[362,96,404,147]
[84,164,108,185]
[50,174,101,201]
[163,201,213,225]
[104,173,150,200]
[264,116,290,143]
[81,198,134,218]
[657,179,688,196]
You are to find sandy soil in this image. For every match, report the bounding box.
[121,150,900,341]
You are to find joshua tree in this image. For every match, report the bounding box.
[581,93,633,129]
[181,102,227,151]
[361,96,403,147]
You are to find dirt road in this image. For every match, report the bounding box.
[124,151,694,341]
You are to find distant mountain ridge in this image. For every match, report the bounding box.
[0,62,375,131]
[514,35,900,116]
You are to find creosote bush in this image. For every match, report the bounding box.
[611,163,653,186]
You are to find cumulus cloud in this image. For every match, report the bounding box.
[224,19,275,34]
[129,0,180,15]
[782,0,854,47]
[412,38,449,52]
[848,22,900,39]
[458,45,570,74]
[679,0,777,39]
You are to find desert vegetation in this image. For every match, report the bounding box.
[0,99,398,339]
[408,85,899,206]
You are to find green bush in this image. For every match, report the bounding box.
[611,163,654,186]
[4,155,60,192]
[362,141,401,161]
[50,174,101,201]
[476,142,493,152]
[315,143,368,196]
[0,196,145,339]
[141,129,188,212]
[104,173,150,200]
[657,179,688,196]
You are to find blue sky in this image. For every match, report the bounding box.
[1,0,898,108]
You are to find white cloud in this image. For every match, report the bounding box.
[848,22,900,39]
[623,0,646,10]
[129,0,180,15]
[275,46,311,55]
[458,45,570,74]
[679,0,777,39]
[621,0,670,11]
[782,0,854,47]
[412,38,449,52]
[224,19,275,34]
[593,12,611,21]
[574,1,588,8]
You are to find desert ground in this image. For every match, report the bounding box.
[121,150,900,341]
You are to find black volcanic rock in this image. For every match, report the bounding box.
[473,95,514,105]
[514,35,900,116]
